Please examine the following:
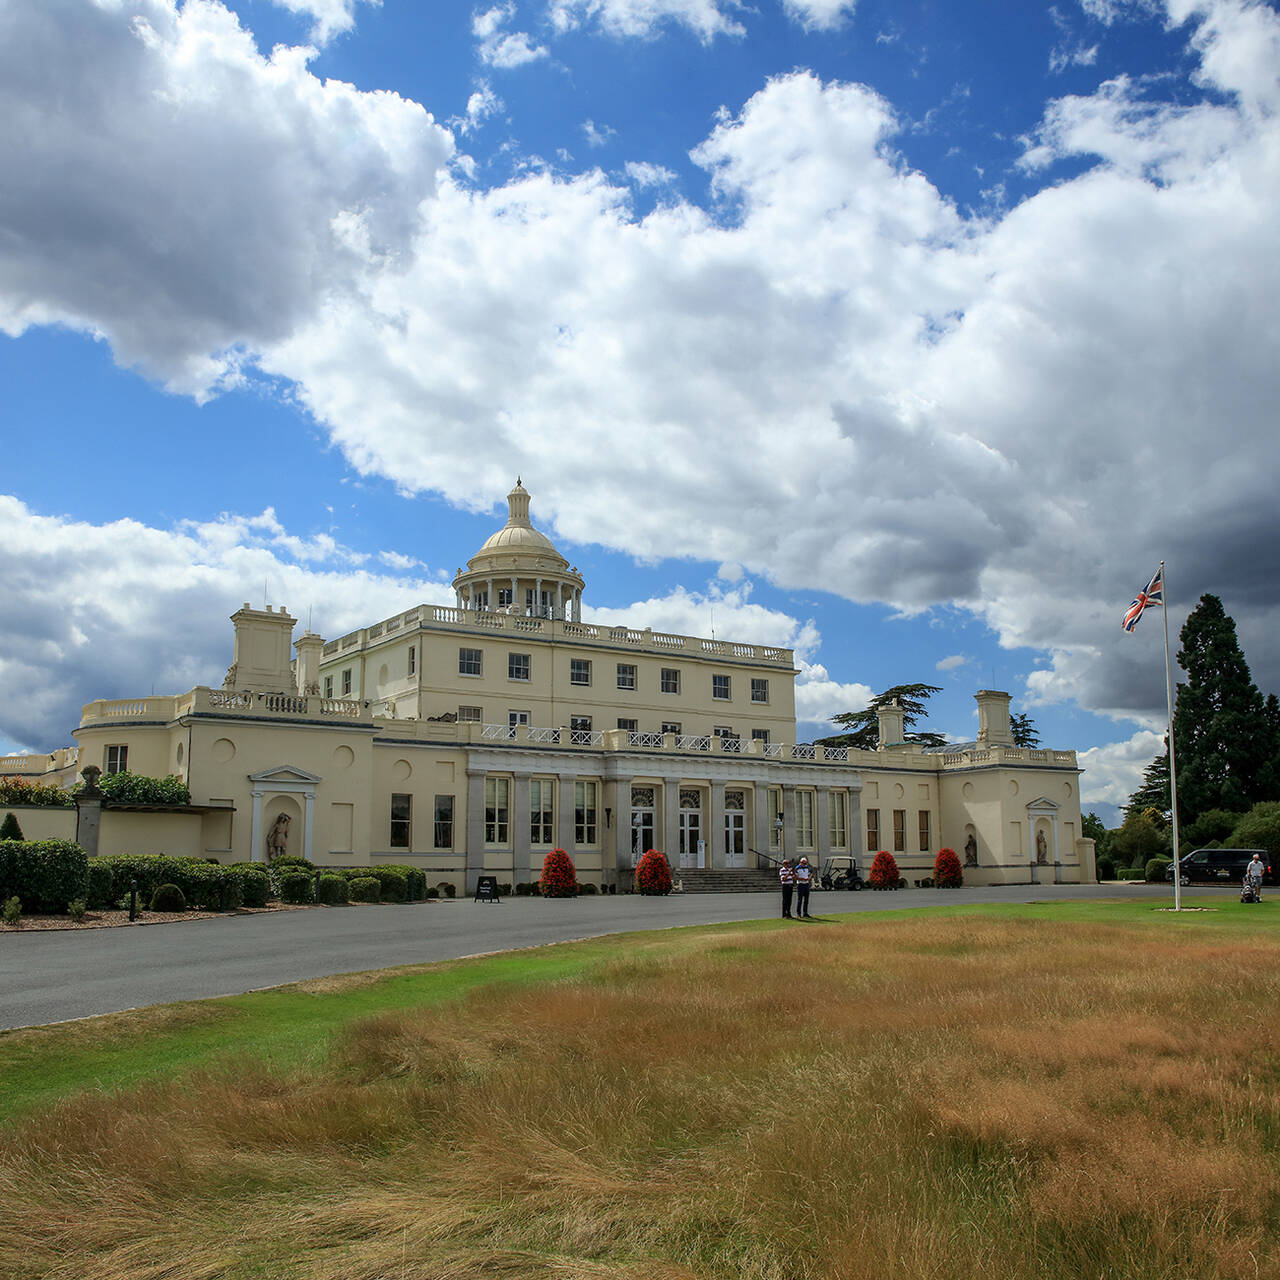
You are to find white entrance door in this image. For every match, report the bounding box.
[679,810,701,868]
[724,811,746,867]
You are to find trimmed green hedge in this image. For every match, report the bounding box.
[0,840,89,913]
[279,872,314,904]
[350,876,381,903]
[317,874,349,905]
[332,865,426,901]
[91,855,243,911]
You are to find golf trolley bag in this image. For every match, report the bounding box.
[1241,875,1262,904]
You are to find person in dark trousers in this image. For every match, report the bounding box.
[779,858,795,918]
[794,856,814,918]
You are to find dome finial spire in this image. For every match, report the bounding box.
[507,477,531,526]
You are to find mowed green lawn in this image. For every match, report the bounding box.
[1,899,1277,1279]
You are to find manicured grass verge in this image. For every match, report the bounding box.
[0,899,1277,1279]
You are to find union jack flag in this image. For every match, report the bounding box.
[1123,566,1164,632]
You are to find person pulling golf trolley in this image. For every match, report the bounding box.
[1242,852,1266,903]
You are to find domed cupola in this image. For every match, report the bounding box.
[452,480,585,621]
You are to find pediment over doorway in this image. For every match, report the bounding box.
[1025,796,1059,812]
[248,764,322,785]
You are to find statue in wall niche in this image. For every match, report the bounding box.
[964,833,978,867]
[1036,829,1049,864]
[222,664,237,689]
[266,813,291,860]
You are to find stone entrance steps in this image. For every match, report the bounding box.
[672,868,779,893]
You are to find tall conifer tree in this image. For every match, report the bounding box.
[1171,594,1272,820]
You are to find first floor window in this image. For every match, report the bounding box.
[570,715,593,744]
[893,809,906,853]
[530,779,555,845]
[575,780,598,845]
[341,668,352,696]
[497,587,512,606]
[459,647,482,676]
[617,718,638,732]
[712,673,731,700]
[796,790,815,849]
[830,792,848,849]
[752,728,770,744]
[408,646,416,676]
[323,675,333,699]
[617,663,637,690]
[508,652,530,681]
[919,810,931,852]
[661,721,681,735]
[433,795,454,849]
[105,744,128,775]
[570,658,591,685]
[866,807,880,851]
[390,793,411,849]
[485,777,510,845]
[751,677,769,703]
[458,705,482,723]
[661,667,680,694]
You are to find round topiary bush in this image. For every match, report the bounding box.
[1145,856,1172,883]
[350,876,381,903]
[377,871,407,903]
[933,847,963,888]
[318,874,349,904]
[868,851,901,890]
[238,869,271,907]
[634,848,673,896]
[150,882,187,912]
[539,848,578,898]
[279,871,314,904]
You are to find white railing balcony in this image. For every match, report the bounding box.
[676,734,712,752]
[482,723,517,741]
[628,731,666,749]
[570,729,604,747]
[792,744,815,760]
[528,726,561,744]
[718,736,742,753]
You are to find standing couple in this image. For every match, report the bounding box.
[779,856,813,918]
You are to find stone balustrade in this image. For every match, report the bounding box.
[321,605,796,668]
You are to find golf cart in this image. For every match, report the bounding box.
[819,855,864,891]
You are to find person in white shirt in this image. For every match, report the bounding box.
[779,858,795,918]
[794,857,814,918]
[1245,853,1265,898]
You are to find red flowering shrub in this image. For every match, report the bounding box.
[539,848,578,898]
[868,850,901,889]
[634,848,672,896]
[933,846,963,888]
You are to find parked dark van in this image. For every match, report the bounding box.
[1166,848,1272,885]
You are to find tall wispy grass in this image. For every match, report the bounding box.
[1,913,1277,1278]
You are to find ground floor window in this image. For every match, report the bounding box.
[530,778,555,846]
[829,791,847,849]
[866,807,880,851]
[919,810,931,852]
[485,777,510,845]
[575,780,598,845]
[893,809,906,853]
[796,790,815,849]
[104,744,128,775]
[390,793,411,849]
[433,795,453,849]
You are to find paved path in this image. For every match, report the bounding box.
[0,882,1189,1031]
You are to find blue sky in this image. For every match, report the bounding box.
[4,0,1280,824]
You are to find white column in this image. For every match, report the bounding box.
[510,576,517,607]
[304,790,316,862]
[486,578,494,610]
[250,789,265,863]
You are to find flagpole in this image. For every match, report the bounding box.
[1160,560,1182,912]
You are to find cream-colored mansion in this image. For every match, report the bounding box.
[3,483,1094,890]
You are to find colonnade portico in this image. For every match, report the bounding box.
[461,747,859,892]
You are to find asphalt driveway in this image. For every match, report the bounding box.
[0,881,1187,1031]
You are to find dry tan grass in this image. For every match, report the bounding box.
[1,913,1278,1279]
